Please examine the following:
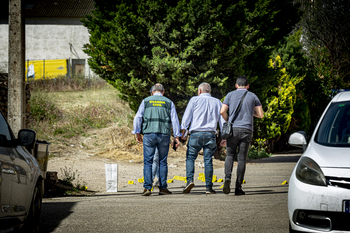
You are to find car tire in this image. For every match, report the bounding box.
[22,185,42,233]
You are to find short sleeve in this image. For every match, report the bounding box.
[254,94,262,107]
[223,93,230,106]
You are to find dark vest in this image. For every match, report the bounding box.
[142,95,172,135]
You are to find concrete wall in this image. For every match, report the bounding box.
[0,17,93,77]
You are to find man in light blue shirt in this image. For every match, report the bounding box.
[132,83,181,196]
[180,82,224,194]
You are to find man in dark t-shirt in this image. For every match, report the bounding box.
[220,76,264,195]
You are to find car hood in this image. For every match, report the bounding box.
[305,141,350,169]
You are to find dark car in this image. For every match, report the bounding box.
[0,110,44,232]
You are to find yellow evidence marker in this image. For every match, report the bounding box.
[167,179,174,183]
[128,180,134,185]
[281,180,288,185]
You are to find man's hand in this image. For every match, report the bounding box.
[135,133,143,144]
[174,137,180,148]
[220,139,226,147]
[180,129,187,140]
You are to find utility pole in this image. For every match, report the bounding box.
[8,0,25,135]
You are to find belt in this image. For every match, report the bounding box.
[190,131,216,135]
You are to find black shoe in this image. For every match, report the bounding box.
[235,188,245,195]
[142,189,152,196]
[182,182,195,194]
[223,179,231,194]
[206,188,216,194]
[159,188,172,195]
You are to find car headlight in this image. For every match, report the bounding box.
[296,157,327,186]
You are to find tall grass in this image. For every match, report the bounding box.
[28,76,134,141]
[28,75,106,92]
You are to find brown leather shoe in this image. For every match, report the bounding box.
[159,188,172,195]
[142,189,152,196]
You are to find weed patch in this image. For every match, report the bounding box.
[28,80,134,141]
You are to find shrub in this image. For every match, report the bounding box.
[248,138,273,160]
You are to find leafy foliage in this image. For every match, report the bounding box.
[248,138,272,159]
[83,0,300,117]
[296,0,350,88]
[271,30,311,133]
[255,55,303,142]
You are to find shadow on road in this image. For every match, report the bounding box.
[251,154,301,163]
[40,202,76,233]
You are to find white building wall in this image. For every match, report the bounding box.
[0,18,93,77]
[0,24,9,72]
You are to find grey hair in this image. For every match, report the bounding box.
[198,82,211,93]
[152,83,164,93]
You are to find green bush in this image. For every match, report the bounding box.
[248,138,272,159]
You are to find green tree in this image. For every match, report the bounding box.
[83,0,301,118]
[296,0,350,89]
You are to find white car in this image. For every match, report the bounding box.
[288,91,350,232]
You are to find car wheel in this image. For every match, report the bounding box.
[23,185,42,233]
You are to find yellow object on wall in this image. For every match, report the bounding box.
[25,59,67,80]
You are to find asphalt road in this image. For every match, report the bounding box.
[39,153,301,233]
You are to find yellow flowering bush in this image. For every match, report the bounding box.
[255,55,304,143]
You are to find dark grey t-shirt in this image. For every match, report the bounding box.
[223,88,262,131]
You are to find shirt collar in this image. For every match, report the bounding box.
[237,88,247,90]
[199,93,211,97]
[153,92,163,96]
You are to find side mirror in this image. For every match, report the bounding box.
[18,129,37,146]
[288,131,308,151]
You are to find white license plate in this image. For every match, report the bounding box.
[344,200,350,213]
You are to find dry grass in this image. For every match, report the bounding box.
[28,75,106,92]
[96,126,187,163]
[28,77,187,164]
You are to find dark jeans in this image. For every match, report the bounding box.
[186,132,217,188]
[143,133,170,190]
[224,127,253,189]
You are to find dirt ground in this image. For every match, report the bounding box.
[46,124,226,193]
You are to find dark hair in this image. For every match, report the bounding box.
[236,76,248,86]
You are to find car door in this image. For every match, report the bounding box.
[9,145,35,216]
[0,113,17,218]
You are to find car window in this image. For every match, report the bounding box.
[315,101,350,147]
[0,112,15,146]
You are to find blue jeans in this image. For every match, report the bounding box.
[152,148,159,181]
[143,133,170,190]
[186,132,217,189]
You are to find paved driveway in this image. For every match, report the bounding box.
[39,154,300,233]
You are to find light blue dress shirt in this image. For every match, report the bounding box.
[181,93,224,133]
[132,93,182,137]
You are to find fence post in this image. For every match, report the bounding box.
[43,59,45,80]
